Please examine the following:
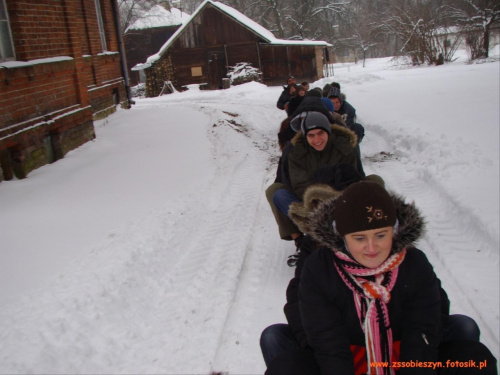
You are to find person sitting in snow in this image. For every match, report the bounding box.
[328,86,365,144]
[286,85,307,117]
[276,76,297,112]
[261,181,497,374]
[328,81,347,100]
[265,111,362,250]
[273,92,345,184]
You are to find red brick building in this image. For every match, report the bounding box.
[0,0,131,181]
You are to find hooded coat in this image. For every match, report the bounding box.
[282,124,360,199]
[336,99,357,129]
[295,191,445,374]
[277,86,292,110]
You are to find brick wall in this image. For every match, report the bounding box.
[1,0,129,181]
[0,59,78,129]
[0,107,95,179]
[6,1,72,60]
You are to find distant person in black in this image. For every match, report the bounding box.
[286,85,307,117]
[277,76,297,112]
[328,86,365,144]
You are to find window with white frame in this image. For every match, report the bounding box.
[0,0,15,61]
[94,0,107,51]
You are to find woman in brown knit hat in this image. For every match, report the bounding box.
[262,181,497,375]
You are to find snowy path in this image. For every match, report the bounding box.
[361,125,499,356]
[0,69,498,373]
[206,108,500,372]
[187,99,500,372]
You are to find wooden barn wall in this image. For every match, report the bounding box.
[124,26,180,85]
[259,45,289,86]
[145,3,327,94]
[202,6,261,46]
[225,43,260,69]
[172,48,206,86]
[147,4,264,93]
[259,45,320,86]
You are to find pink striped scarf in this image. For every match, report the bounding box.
[333,249,406,375]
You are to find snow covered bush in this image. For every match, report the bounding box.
[226,63,263,85]
[131,83,146,98]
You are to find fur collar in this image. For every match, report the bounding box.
[291,123,358,148]
[295,188,426,254]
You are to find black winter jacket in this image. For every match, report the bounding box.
[289,190,447,374]
[300,247,442,374]
[336,100,357,129]
[277,87,291,110]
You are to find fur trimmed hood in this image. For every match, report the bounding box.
[290,185,426,254]
[290,123,358,149]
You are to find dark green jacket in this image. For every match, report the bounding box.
[284,124,359,198]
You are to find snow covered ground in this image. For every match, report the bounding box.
[0,50,498,374]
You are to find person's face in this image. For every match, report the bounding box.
[344,227,394,268]
[306,128,329,151]
[287,77,296,85]
[289,86,296,94]
[298,88,306,97]
[331,97,341,111]
[303,84,309,91]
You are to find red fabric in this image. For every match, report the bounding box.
[351,344,367,374]
[351,341,401,374]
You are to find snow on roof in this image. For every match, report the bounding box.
[134,0,331,70]
[213,1,278,43]
[125,5,190,33]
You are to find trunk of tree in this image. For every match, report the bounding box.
[482,26,490,58]
[269,1,285,39]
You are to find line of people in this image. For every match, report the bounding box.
[259,76,497,374]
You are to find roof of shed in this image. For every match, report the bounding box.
[133,0,331,71]
[125,5,190,33]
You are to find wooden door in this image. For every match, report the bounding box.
[207,50,226,89]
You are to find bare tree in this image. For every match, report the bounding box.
[177,0,204,14]
[222,0,351,41]
[257,0,288,39]
[119,0,155,32]
[448,0,500,59]
[377,0,453,65]
[285,0,351,40]
[341,1,381,66]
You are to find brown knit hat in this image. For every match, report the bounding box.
[333,181,396,236]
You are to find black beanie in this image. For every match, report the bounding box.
[328,86,341,99]
[290,111,331,135]
[334,181,396,236]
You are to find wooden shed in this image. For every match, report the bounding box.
[124,5,188,86]
[135,0,331,96]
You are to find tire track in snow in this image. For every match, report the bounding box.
[209,167,293,374]
[187,103,294,373]
[362,125,499,357]
[142,112,272,373]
